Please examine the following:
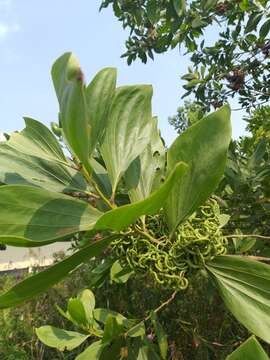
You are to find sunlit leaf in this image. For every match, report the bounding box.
[101,85,153,193]
[110,260,134,284]
[78,289,96,323]
[0,118,87,192]
[165,105,231,232]
[36,326,89,351]
[52,53,91,169]
[93,308,134,328]
[6,117,66,162]
[67,298,87,326]
[207,255,270,344]
[0,185,102,246]
[226,336,269,360]
[75,340,105,360]
[126,117,166,202]
[86,67,117,153]
[94,162,188,231]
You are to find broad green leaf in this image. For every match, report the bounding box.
[173,0,186,16]
[86,67,117,153]
[93,308,134,328]
[6,117,66,162]
[94,162,188,231]
[233,236,256,253]
[165,105,231,232]
[110,260,134,284]
[191,16,205,29]
[0,118,87,192]
[218,214,230,228]
[260,18,270,38]
[0,236,54,248]
[52,53,91,169]
[181,73,197,81]
[78,289,96,323]
[137,344,161,360]
[0,185,102,246]
[245,13,262,33]
[0,143,87,193]
[126,322,145,338]
[206,255,270,344]
[67,298,87,326]
[126,117,166,202]
[36,326,89,351]
[102,314,124,344]
[151,313,168,360]
[0,236,114,308]
[124,156,141,193]
[183,79,202,90]
[90,158,112,198]
[87,258,114,288]
[146,0,159,24]
[100,85,153,193]
[226,336,269,360]
[75,340,105,360]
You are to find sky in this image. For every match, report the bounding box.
[0,0,247,145]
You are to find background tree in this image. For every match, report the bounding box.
[168,100,205,133]
[100,0,270,110]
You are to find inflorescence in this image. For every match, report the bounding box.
[112,199,228,290]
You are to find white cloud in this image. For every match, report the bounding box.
[0,23,19,39]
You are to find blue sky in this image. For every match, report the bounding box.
[0,0,247,145]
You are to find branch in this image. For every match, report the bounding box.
[125,291,178,336]
[227,234,270,240]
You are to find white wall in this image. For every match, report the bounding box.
[0,242,70,271]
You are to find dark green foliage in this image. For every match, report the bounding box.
[218,107,270,243]
[100,0,270,109]
[0,265,251,359]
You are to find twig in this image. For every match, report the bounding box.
[134,226,160,244]
[196,331,242,348]
[152,291,178,315]
[81,165,115,209]
[227,234,270,240]
[125,291,178,336]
